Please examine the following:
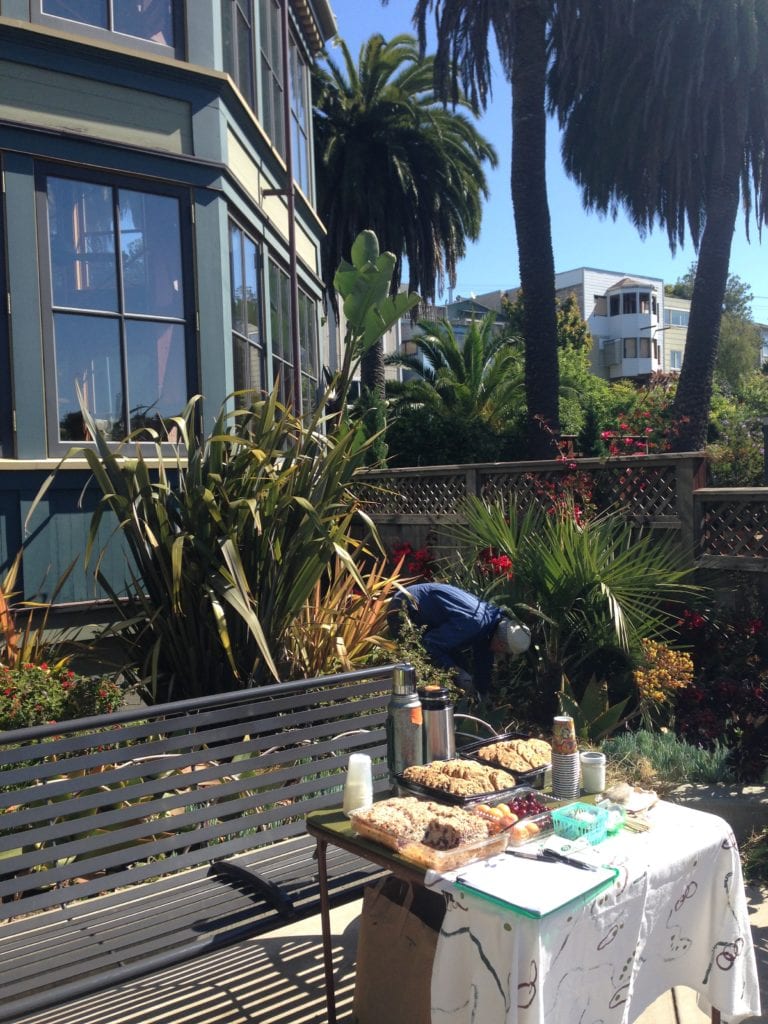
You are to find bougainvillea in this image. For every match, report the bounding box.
[599,381,684,456]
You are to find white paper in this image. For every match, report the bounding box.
[453,852,617,918]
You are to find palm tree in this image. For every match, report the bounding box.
[386,311,524,429]
[450,496,698,717]
[394,0,562,458]
[550,0,768,451]
[313,33,497,399]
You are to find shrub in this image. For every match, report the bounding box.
[602,729,735,792]
[672,601,768,781]
[0,663,123,730]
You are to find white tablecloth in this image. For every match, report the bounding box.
[426,802,760,1024]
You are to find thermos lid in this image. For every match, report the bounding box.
[392,664,417,695]
[418,684,452,708]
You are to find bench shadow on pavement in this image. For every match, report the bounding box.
[16,909,363,1024]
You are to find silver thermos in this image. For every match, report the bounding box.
[419,685,456,762]
[386,664,423,782]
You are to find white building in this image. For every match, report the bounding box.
[477,267,692,381]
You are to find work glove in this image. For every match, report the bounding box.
[454,669,474,693]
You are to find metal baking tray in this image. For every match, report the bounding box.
[458,732,552,790]
[394,771,522,807]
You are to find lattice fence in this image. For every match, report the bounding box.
[356,456,690,522]
[697,490,768,568]
[352,455,733,570]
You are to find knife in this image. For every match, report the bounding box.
[506,848,599,872]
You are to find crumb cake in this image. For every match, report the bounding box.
[474,737,552,774]
[352,796,490,849]
[401,759,517,796]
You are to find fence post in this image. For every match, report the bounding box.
[465,467,478,504]
[676,455,706,567]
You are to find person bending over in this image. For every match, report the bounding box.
[388,582,531,695]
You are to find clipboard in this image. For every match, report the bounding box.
[454,854,618,919]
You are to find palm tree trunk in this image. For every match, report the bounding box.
[361,339,386,401]
[671,160,742,452]
[512,0,560,460]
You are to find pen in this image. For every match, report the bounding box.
[506,848,599,872]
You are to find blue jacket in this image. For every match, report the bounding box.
[388,583,505,693]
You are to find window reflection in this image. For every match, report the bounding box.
[42,0,174,45]
[119,190,183,318]
[44,0,107,30]
[55,313,122,440]
[126,321,187,432]
[49,178,117,311]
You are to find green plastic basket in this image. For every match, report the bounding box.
[551,803,609,845]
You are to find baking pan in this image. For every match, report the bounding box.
[458,732,552,790]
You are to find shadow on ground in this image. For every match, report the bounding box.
[18,905,363,1024]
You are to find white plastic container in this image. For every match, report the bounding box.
[580,751,607,795]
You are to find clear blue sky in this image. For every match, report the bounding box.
[326,0,768,322]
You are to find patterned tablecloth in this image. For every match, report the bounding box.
[426,801,761,1024]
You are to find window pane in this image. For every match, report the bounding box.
[55,312,122,440]
[299,292,316,374]
[236,7,254,102]
[222,0,235,77]
[230,225,245,334]
[114,0,174,45]
[624,337,638,358]
[119,190,184,318]
[234,334,264,397]
[244,236,260,344]
[623,293,637,314]
[48,177,117,311]
[639,337,651,357]
[43,1,108,29]
[126,320,187,431]
[609,295,620,316]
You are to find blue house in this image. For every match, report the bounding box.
[0,1,335,612]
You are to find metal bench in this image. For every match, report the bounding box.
[0,664,399,1022]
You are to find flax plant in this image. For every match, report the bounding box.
[31,388,379,703]
[282,552,399,678]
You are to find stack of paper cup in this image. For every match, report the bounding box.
[551,715,580,799]
[342,752,374,814]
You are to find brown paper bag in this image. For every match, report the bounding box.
[352,876,446,1024]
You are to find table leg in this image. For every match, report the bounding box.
[315,836,337,1024]
[711,1010,721,1024]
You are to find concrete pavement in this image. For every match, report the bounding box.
[17,882,765,1024]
